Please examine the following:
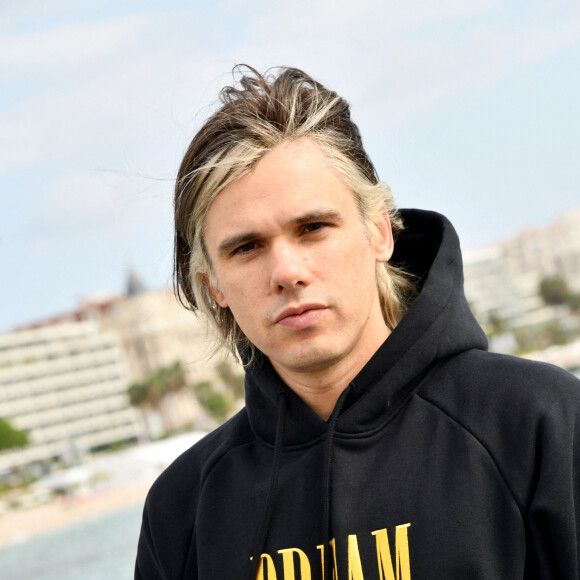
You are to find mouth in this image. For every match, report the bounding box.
[274,304,327,330]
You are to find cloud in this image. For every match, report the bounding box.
[230,0,580,129]
[3,0,578,174]
[0,13,152,71]
[1,0,579,333]
[0,47,224,173]
[24,165,172,241]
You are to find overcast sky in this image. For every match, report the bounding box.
[1,0,579,332]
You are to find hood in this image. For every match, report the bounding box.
[244,209,488,447]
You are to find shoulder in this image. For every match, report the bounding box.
[145,407,254,511]
[421,349,580,420]
[136,410,255,577]
[417,350,580,506]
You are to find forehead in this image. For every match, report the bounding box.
[203,139,360,244]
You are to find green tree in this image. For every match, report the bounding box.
[487,310,507,338]
[0,417,28,451]
[216,360,245,399]
[567,293,580,312]
[128,361,191,437]
[539,275,570,306]
[193,380,232,423]
[128,381,150,407]
[156,361,188,392]
[128,361,188,409]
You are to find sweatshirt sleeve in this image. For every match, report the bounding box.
[133,446,203,580]
[524,371,580,578]
[426,353,580,578]
[135,503,166,580]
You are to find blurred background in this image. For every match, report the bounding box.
[1,1,579,578]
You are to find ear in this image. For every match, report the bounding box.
[202,274,228,308]
[372,207,394,263]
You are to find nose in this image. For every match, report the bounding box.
[269,241,308,292]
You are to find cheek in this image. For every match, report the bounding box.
[340,248,379,301]
[220,281,262,323]
[338,238,376,276]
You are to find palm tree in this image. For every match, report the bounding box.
[128,361,190,437]
[0,417,28,451]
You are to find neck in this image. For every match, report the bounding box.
[270,330,391,421]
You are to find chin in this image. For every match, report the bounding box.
[274,344,345,374]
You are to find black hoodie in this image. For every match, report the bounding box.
[135,210,580,579]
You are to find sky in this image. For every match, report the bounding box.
[1,0,579,332]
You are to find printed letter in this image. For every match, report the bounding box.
[254,553,277,580]
[317,544,325,580]
[372,524,411,580]
[278,547,311,580]
[318,540,338,580]
[395,524,411,580]
[347,534,365,580]
[330,538,338,580]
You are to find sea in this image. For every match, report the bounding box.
[0,432,209,580]
[0,501,144,580]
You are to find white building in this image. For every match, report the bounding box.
[505,207,580,293]
[0,320,141,478]
[99,287,228,386]
[464,206,580,333]
[463,244,524,326]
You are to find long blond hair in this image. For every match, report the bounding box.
[174,66,416,357]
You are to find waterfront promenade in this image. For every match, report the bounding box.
[0,431,205,547]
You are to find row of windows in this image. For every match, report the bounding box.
[25,408,138,447]
[0,379,129,417]
[1,364,126,397]
[12,395,132,431]
[0,337,119,363]
[0,358,126,390]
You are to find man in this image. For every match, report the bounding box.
[136,66,580,579]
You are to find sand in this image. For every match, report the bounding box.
[0,478,153,547]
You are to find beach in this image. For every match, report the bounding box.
[0,431,206,550]
[0,477,152,547]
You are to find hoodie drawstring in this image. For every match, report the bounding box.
[248,392,288,580]
[322,385,351,580]
[248,386,350,580]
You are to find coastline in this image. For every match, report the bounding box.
[0,432,207,550]
[0,478,153,548]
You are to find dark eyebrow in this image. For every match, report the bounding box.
[291,209,342,226]
[217,232,261,258]
[216,209,343,258]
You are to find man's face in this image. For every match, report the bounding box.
[203,139,393,379]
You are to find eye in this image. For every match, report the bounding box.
[302,222,327,234]
[232,241,259,255]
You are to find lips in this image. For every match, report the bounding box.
[274,304,327,330]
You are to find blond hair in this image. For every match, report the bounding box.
[174,66,415,357]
